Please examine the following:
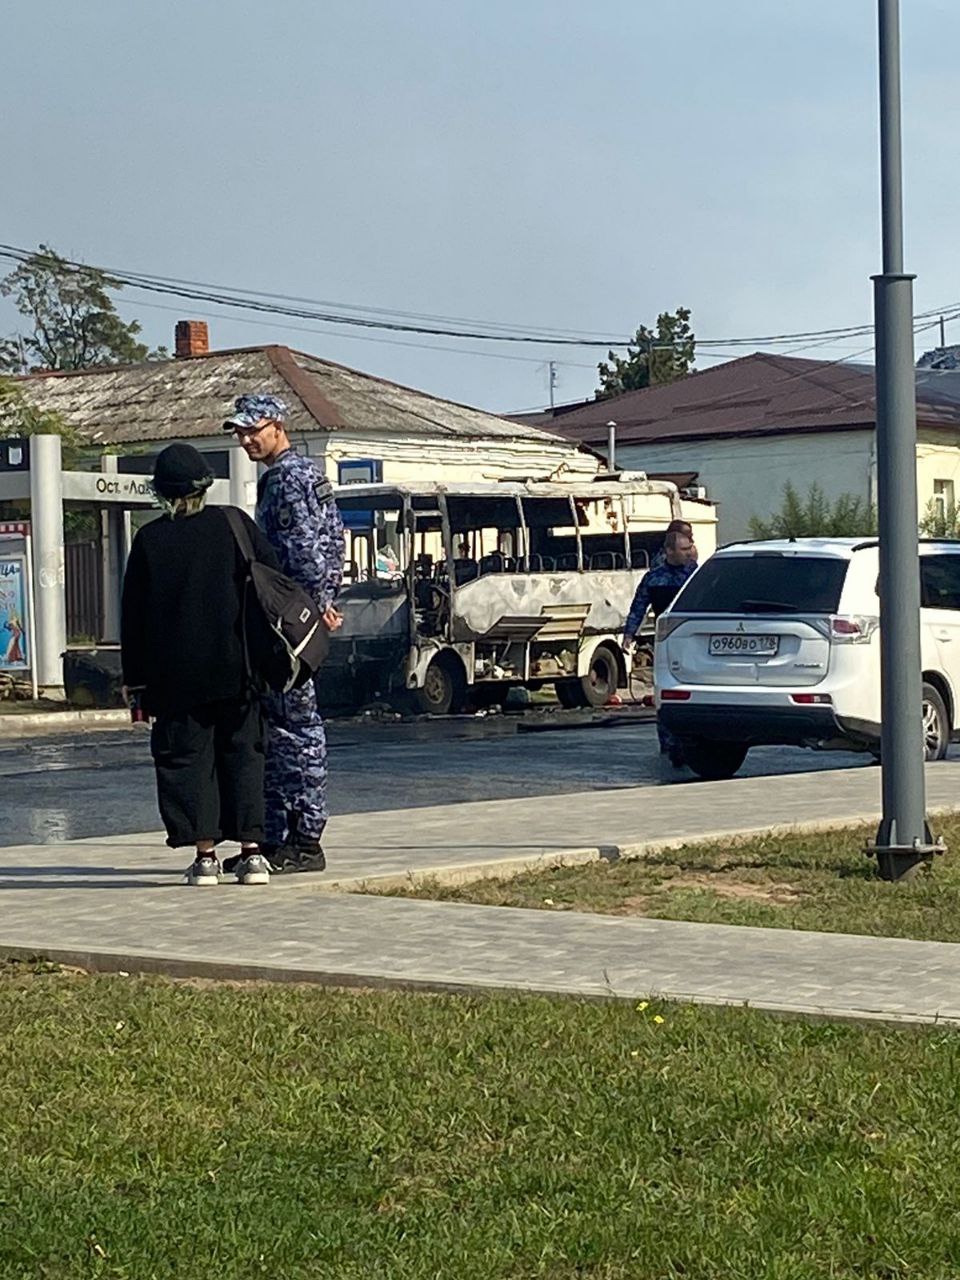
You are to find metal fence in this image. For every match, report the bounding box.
[65,541,103,642]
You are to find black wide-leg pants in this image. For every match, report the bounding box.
[150,697,265,849]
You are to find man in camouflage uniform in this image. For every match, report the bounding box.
[649,519,694,571]
[224,393,345,873]
[623,528,698,768]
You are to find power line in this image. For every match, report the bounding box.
[0,244,627,348]
[111,294,600,369]
[108,265,626,342]
[2,241,957,355]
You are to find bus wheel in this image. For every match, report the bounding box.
[555,678,587,709]
[469,683,505,710]
[580,645,620,708]
[413,655,466,716]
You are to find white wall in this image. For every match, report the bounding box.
[916,434,960,524]
[614,430,874,543]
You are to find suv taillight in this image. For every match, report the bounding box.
[655,615,685,642]
[827,614,879,644]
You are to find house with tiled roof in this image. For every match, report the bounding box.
[534,352,960,541]
[11,320,599,487]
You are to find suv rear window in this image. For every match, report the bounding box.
[676,554,849,614]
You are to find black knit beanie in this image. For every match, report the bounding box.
[152,444,214,499]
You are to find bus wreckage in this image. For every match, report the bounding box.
[322,475,716,715]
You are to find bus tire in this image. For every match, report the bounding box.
[469,683,506,710]
[555,678,587,709]
[580,645,620,708]
[413,654,466,716]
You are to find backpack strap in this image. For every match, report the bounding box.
[222,506,256,565]
[221,506,256,683]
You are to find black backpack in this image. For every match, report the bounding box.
[222,507,330,693]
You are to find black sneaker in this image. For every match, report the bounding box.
[274,843,326,875]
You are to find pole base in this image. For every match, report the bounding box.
[864,838,945,882]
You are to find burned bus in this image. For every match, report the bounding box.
[320,477,715,714]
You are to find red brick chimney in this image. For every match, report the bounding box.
[174,320,210,358]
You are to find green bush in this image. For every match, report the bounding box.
[749,482,877,539]
[919,499,960,538]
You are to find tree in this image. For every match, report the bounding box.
[0,375,76,442]
[919,498,960,538]
[595,307,695,400]
[0,376,97,537]
[749,482,878,539]
[0,244,168,372]
[0,375,88,465]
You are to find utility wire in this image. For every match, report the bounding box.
[111,294,601,369]
[2,242,957,355]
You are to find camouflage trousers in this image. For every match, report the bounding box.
[263,680,328,847]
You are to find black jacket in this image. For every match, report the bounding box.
[121,505,279,715]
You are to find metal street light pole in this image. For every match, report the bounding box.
[870,0,940,880]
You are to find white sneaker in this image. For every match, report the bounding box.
[185,855,222,886]
[235,852,271,886]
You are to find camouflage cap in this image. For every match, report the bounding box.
[222,392,289,432]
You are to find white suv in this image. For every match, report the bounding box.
[654,537,960,780]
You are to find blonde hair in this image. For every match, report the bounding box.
[158,491,208,519]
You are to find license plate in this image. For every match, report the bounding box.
[709,633,779,656]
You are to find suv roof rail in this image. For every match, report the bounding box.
[717,536,867,551]
[847,537,960,552]
[716,537,786,550]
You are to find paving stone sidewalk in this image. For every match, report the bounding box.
[4,762,960,1025]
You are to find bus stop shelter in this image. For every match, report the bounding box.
[0,434,257,696]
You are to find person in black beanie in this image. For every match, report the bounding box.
[121,443,280,886]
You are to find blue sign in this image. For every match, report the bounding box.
[338,458,383,531]
[0,556,28,670]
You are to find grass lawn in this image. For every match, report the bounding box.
[386,812,960,944]
[5,962,960,1279]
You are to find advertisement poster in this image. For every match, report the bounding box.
[0,557,29,670]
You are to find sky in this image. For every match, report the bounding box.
[3,0,959,415]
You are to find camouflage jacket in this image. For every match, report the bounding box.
[624,559,697,639]
[256,449,345,610]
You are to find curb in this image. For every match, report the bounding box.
[0,709,131,737]
[2,943,957,1029]
[319,806,959,896]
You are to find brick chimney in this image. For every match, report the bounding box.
[174,320,210,358]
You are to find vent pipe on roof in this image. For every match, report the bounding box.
[606,421,616,472]
[175,320,210,358]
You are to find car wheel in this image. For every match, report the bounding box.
[921,682,949,762]
[681,739,749,781]
[413,656,466,716]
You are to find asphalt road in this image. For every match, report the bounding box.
[0,707,884,847]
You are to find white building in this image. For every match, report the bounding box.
[531,352,960,543]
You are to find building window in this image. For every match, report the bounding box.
[934,479,955,521]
